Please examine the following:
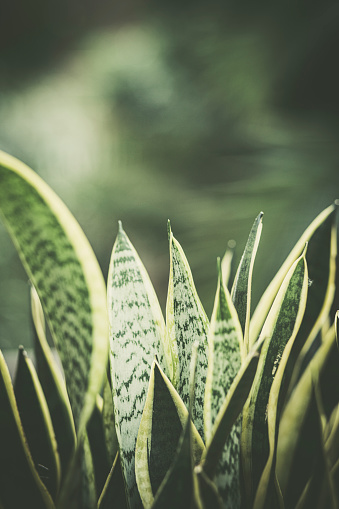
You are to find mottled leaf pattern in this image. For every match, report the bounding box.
[242,249,308,505]
[107,223,172,508]
[31,285,76,478]
[250,204,336,345]
[135,359,204,509]
[166,223,209,439]
[204,259,243,507]
[0,150,108,434]
[231,212,263,353]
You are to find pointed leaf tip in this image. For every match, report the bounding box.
[118,220,123,232]
[167,219,172,239]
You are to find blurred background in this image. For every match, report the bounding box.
[1,0,339,352]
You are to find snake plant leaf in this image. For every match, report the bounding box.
[194,467,224,509]
[135,358,204,509]
[107,223,173,509]
[150,343,200,509]
[276,321,339,508]
[241,248,308,506]
[14,346,61,500]
[202,344,261,482]
[287,206,337,386]
[102,373,118,467]
[0,150,108,435]
[31,285,76,478]
[294,381,338,509]
[253,253,309,509]
[87,395,111,500]
[166,222,209,439]
[203,259,243,507]
[231,212,263,353]
[98,453,128,509]
[250,203,337,347]
[0,350,55,509]
[221,240,236,290]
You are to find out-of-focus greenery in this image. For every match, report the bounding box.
[1,0,339,349]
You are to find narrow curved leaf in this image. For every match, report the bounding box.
[194,467,223,509]
[231,212,263,353]
[135,359,204,509]
[204,259,243,507]
[31,285,76,478]
[166,222,209,439]
[14,346,61,500]
[102,373,118,467]
[107,223,172,508]
[276,322,339,507]
[241,249,308,506]
[221,240,236,290]
[250,204,337,345]
[202,346,261,480]
[98,453,128,509]
[0,150,108,435]
[290,214,337,383]
[0,350,54,509]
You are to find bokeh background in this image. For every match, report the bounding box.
[1,0,339,351]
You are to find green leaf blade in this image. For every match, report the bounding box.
[242,249,308,505]
[231,212,263,352]
[0,151,108,435]
[107,224,171,508]
[204,260,243,507]
[166,225,209,440]
[0,351,55,509]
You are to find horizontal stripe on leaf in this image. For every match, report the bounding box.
[135,359,204,509]
[107,223,172,509]
[0,351,54,509]
[204,259,243,508]
[166,222,209,440]
[241,248,308,506]
[0,150,108,435]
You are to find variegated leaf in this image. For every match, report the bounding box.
[231,212,263,353]
[250,204,337,346]
[204,259,243,507]
[107,223,173,508]
[135,358,204,509]
[31,285,76,479]
[166,222,209,439]
[241,248,308,506]
[0,150,108,435]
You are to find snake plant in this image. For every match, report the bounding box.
[0,150,338,509]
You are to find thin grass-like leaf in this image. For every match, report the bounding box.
[107,223,173,508]
[204,259,243,507]
[241,248,308,506]
[0,350,55,509]
[31,286,76,478]
[250,204,337,346]
[231,212,263,353]
[14,346,61,500]
[0,151,108,435]
[135,358,204,509]
[166,222,209,439]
